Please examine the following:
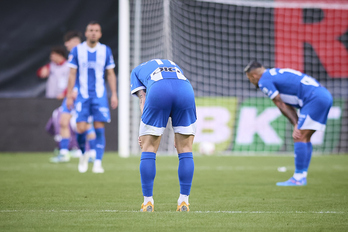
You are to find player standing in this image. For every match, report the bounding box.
[244,61,333,186]
[66,22,118,173]
[49,31,96,163]
[131,59,197,212]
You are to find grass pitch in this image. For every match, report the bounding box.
[0,153,347,231]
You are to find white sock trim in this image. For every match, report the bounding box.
[144,196,154,205]
[178,194,189,205]
[94,159,102,167]
[60,149,69,155]
[293,172,306,181]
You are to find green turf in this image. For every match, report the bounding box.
[0,153,347,231]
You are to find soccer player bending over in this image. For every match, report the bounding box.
[244,61,333,186]
[131,59,197,212]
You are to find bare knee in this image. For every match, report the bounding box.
[175,134,194,154]
[140,135,161,153]
[59,114,71,128]
[294,130,315,143]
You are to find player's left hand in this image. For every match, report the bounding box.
[292,125,301,140]
[110,94,118,109]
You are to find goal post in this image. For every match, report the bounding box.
[118,0,130,158]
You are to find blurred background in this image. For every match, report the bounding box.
[0,0,119,151]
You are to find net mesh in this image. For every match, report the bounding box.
[128,0,348,155]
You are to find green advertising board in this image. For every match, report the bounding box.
[194,97,238,153]
[233,98,344,153]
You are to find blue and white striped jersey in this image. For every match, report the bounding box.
[68,41,115,99]
[258,68,321,108]
[130,59,189,95]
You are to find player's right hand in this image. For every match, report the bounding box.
[138,137,143,149]
[66,97,74,110]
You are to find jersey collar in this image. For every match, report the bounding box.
[84,41,100,53]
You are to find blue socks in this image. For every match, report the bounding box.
[95,128,105,160]
[305,142,313,172]
[140,152,156,197]
[178,152,194,195]
[294,142,312,173]
[86,127,96,151]
[76,132,87,154]
[59,138,69,151]
[139,152,194,197]
[88,138,96,151]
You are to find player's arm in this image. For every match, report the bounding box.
[272,94,301,139]
[272,94,298,125]
[37,64,50,78]
[135,89,146,114]
[66,68,77,109]
[106,68,118,109]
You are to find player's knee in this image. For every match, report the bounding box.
[175,142,192,154]
[59,118,69,128]
[76,123,88,134]
[294,131,314,143]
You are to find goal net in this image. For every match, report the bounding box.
[126,0,348,156]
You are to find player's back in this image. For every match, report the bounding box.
[133,59,187,88]
[260,68,320,107]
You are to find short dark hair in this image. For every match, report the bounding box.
[51,46,67,58]
[86,21,101,31]
[63,30,83,42]
[244,61,263,73]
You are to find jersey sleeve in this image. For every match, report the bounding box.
[258,72,279,99]
[67,47,78,69]
[105,46,116,70]
[130,68,146,96]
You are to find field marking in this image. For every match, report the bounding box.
[1,209,345,214]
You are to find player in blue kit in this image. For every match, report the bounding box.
[66,22,118,173]
[244,61,333,186]
[131,59,197,212]
[49,31,97,163]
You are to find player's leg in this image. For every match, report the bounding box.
[76,121,90,173]
[293,129,316,180]
[76,122,89,153]
[75,98,91,173]
[138,81,171,212]
[90,95,111,173]
[174,133,195,212]
[277,87,332,186]
[50,101,72,163]
[92,121,106,173]
[85,124,96,163]
[171,79,197,211]
[58,112,72,157]
[139,135,162,212]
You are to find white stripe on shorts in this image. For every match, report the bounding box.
[173,121,196,135]
[139,121,166,136]
[299,115,326,131]
[139,121,197,136]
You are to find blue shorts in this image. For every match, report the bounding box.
[140,79,197,136]
[75,95,110,123]
[298,87,333,131]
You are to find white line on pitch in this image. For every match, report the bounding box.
[0,210,345,214]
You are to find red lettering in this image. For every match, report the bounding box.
[275,7,348,78]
